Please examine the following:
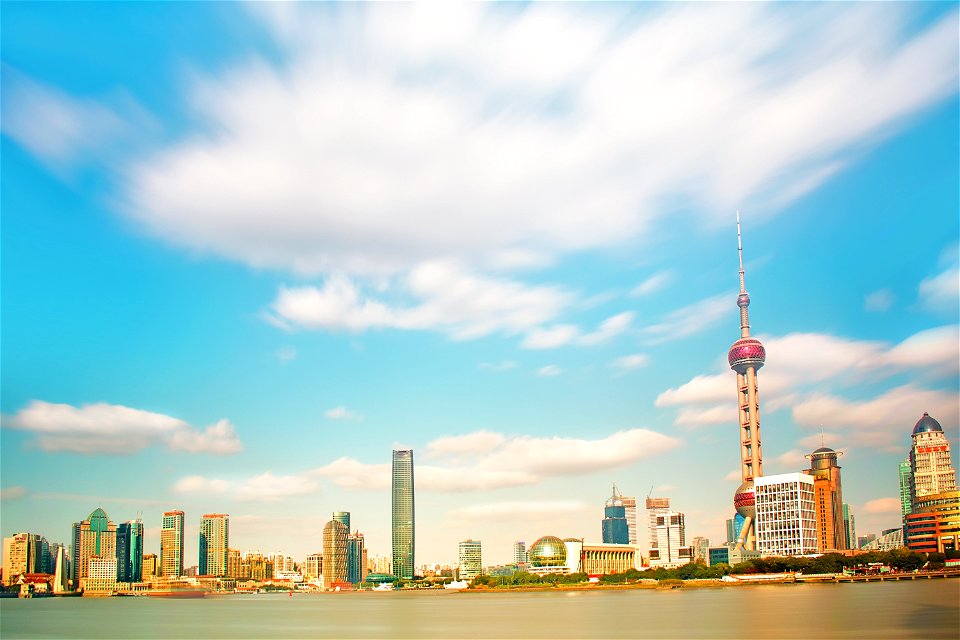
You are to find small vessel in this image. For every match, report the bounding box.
[373,583,394,592]
[444,580,468,590]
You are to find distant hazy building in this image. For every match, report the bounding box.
[646,497,670,551]
[323,519,348,587]
[862,529,905,551]
[72,507,117,583]
[347,532,367,584]
[755,473,816,556]
[602,485,630,544]
[392,449,415,580]
[513,541,528,566]
[857,534,877,549]
[805,446,847,551]
[691,536,710,565]
[458,540,482,580]
[648,512,692,567]
[199,514,229,577]
[842,504,856,550]
[161,510,185,577]
[116,520,143,583]
[898,459,913,532]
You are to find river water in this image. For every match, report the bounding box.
[2,580,958,639]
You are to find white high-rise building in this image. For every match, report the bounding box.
[648,511,692,567]
[621,496,638,546]
[645,497,670,550]
[755,473,817,556]
[458,540,482,580]
[513,541,528,566]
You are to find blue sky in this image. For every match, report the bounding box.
[2,3,958,568]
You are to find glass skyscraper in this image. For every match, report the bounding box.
[116,520,143,583]
[392,449,415,580]
[602,486,629,544]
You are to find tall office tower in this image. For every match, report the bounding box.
[27,536,49,574]
[116,520,144,582]
[333,511,351,532]
[304,553,322,580]
[52,546,69,593]
[71,508,117,583]
[725,518,736,545]
[842,504,856,550]
[728,214,767,551]
[645,497,670,550]
[392,449,415,580]
[160,510,185,577]
[909,413,957,502]
[458,540,482,580]
[199,514,229,577]
[602,485,630,544]
[905,413,959,553]
[226,549,242,578]
[755,473,817,556]
[648,512,692,567]
[347,532,367,584]
[898,459,913,531]
[322,519,348,587]
[513,541,528,566]
[620,495,639,545]
[2,533,38,585]
[805,446,847,551]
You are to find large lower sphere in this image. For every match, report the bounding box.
[734,480,756,519]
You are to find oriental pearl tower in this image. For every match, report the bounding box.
[729,213,766,551]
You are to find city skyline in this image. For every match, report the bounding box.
[1,3,959,567]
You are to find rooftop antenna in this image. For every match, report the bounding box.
[820,426,825,448]
[646,485,654,499]
[736,210,745,293]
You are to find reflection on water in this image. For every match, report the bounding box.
[2,580,958,639]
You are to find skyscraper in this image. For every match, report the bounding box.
[620,495,638,546]
[728,214,766,551]
[898,459,913,532]
[513,541,528,566]
[392,449,415,580]
[71,507,117,583]
[161,510,185,577]
[646,497,670,550]
[805,446,847,551]
[333,511,351,532]
[755,473,817,556]
[116,520,144,583]
[842,504,856,550]
[648,512,692,567]
[347,532,367,584]
[322,519,348,587]
[905,413,959,553]
[458,540,482,580]
[602,485,630,544]
[199,514,229,577]
[2,533,40,585]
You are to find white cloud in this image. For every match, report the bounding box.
[270,263,572,341]
[3,401,242,455]
[523,325,580,350]
[864,289,894,312]
[311,427,680,493]
[675,405,732,427]
[862,497,902,515]
[792,384,959,451]
[579,312,635,346]
[521,312,634,349]
[173,472,318,501]
[0,486,28,501]
[724,470,741,482]
[537,365,563,377]
[918,266,959,313]
[325,406,362,421]
[631,271,675,297]
[642,294,731,345]
[106,4,956,279]
[657,375,730,408]
[478,360,519,372]
[611,353,650,373]
[880,325,959,376]
[276,346,297,362]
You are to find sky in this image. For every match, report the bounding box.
[1,2,958,569]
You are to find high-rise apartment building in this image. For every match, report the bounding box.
[645,497,670,550]
[226,548,242,578]
[458,540,482,581]
[71,507,117,583]
[648,511,692,567]
[323,519,348,587]
[347,532,367,584]
[898,459,913,531]
[303,553,322,580]
[160,510,185,577]
[116,520,144,583]
[2,533,41,585]
[805,446,847,551]
[755,473,816,556]
[199,514,229,577]
[602,485,629,545]
[513,541,528,566]
[842,504,856,550]
[392,449,415,580]
[620,495,638,546]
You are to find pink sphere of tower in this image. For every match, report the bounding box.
[728,337,765,374]
[733,480,756,519]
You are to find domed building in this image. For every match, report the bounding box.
[805,445,847,552]
[905,413,959,554]
[528,536,566,568]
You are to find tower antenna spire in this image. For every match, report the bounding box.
[737,210,745,294]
